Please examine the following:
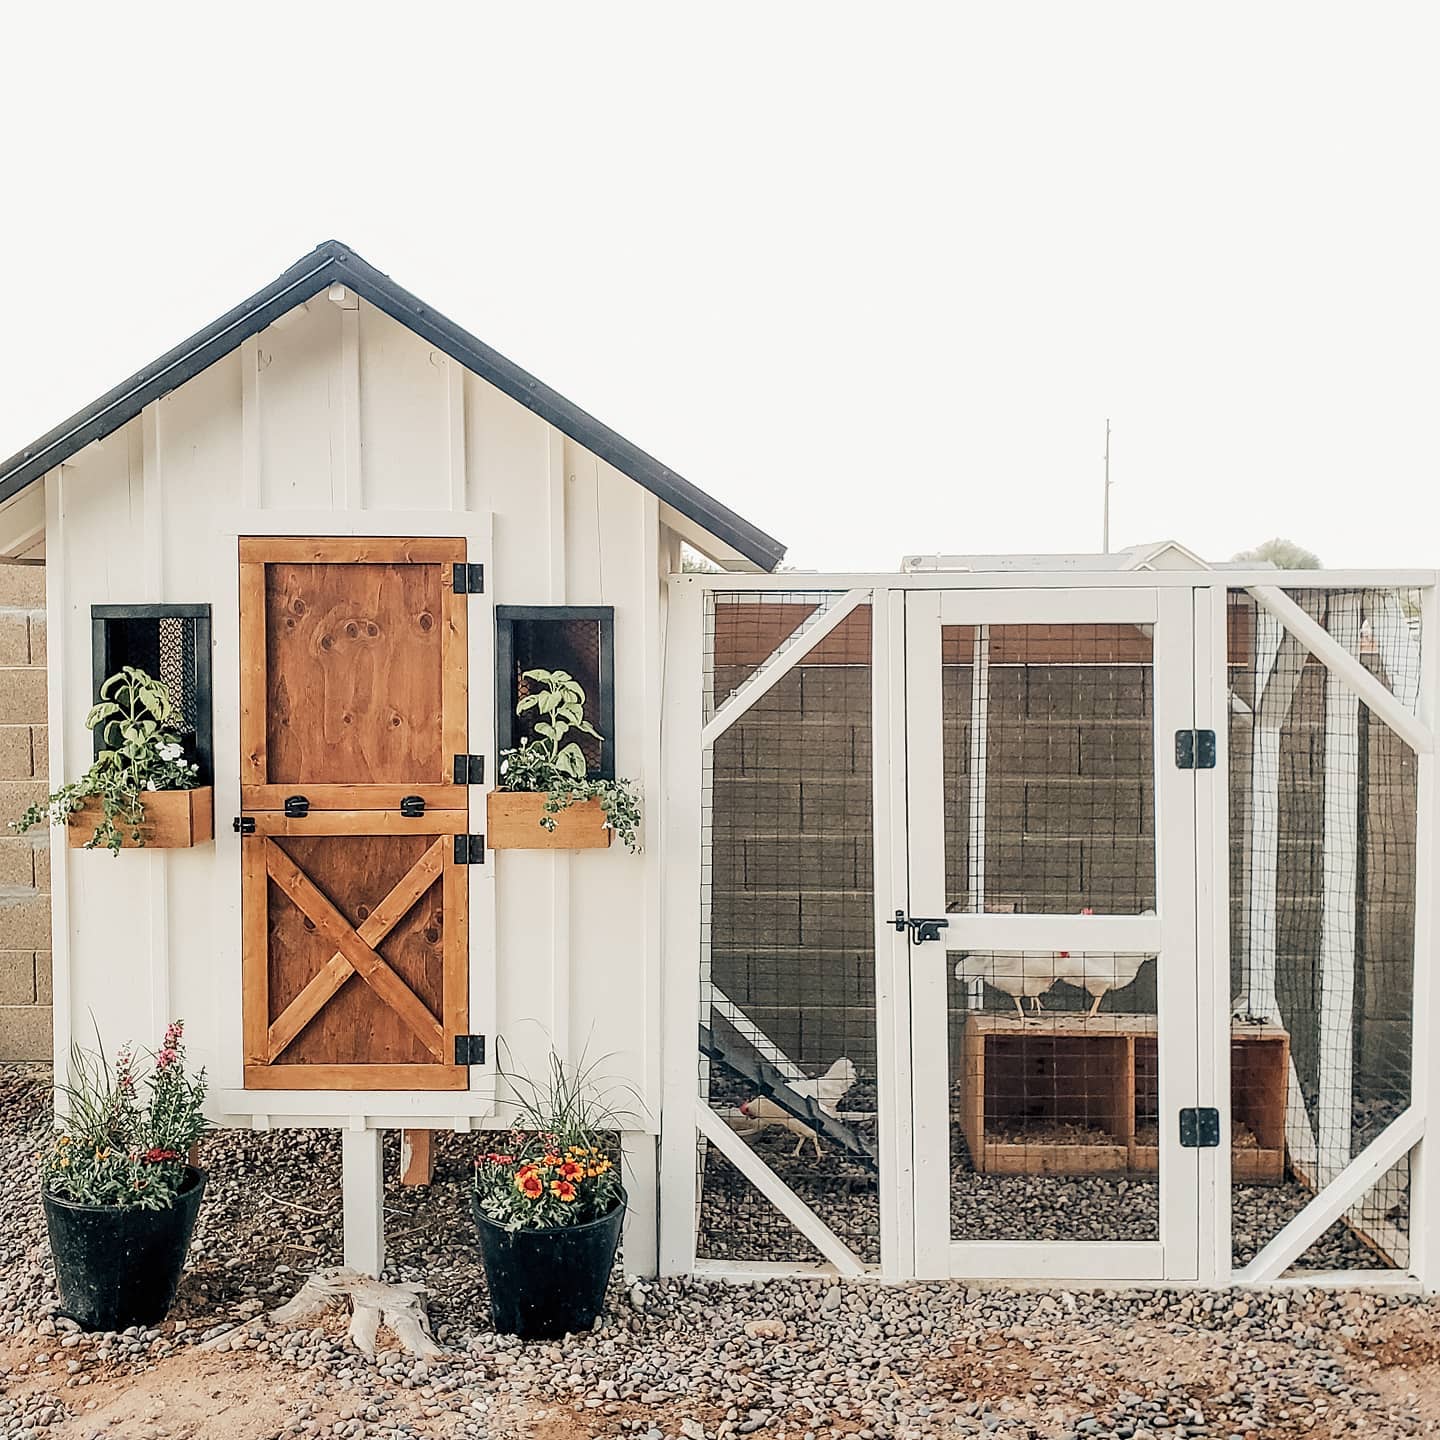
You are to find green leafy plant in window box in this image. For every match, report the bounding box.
[491,668,641,852]
[11,665,207,854]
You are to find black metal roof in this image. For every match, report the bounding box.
[0,241,786,571]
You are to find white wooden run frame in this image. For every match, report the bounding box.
[658,569,1440,1289]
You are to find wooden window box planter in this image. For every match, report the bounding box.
[486,791,610,850]
[66,787,214,849]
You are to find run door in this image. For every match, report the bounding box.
[238,537,471,1090]
[903,586,1202,1280]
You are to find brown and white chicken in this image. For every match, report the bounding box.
[739,1057,857,1158]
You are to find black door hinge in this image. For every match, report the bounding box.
[1174,729,1217,770]
[453,834,486,865]
[452,562,485,595]
[284,794,310,818]
[233,816,256,835]
[453,754,486,785]
[1179,1106,1221,1148]
[455,1034,487,1066]
[400,795,426,817]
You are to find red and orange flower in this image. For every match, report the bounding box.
[550,1179,578,1202]
[516,1169,545,1199]
[558,1159,584,1181]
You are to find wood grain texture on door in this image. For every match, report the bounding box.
[239,537,469,1091]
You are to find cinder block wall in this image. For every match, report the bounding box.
[0,561,51,1061]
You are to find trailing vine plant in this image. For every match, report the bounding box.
[11,666,200,854]
[498,668,642,852]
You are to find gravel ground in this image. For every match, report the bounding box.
[4,1064,1440,1440]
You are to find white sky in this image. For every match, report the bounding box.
[2,5,1436,571]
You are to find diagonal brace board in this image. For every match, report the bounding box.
[695,1101,866,1275]
[711,986,805,1083]
[1247,585,1433,754]
[1237,1107,1424,1283]
[701,588,869,747]
[699,1025,876,1168]
[265,841,446,1060]
[267,839,447,1060]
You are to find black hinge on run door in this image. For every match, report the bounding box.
[453,754,486,785]
[1179,1107,1222,1148]
[453,834,486,865]
[452,563,485,595]
[1174,729,1217,770]
[454,1035,486,1065]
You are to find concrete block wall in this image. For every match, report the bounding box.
[0,561,51,1061]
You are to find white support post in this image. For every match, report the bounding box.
[342,1126,386,1277]
[620,1133,659,1279]
[1410,584,1440,1290]
[1317,593,1361,1187]
[1368,590,1422,713]
[872,587,914,1280]
[965,624,989,1008]
[1194,585,1233,1286]
[658,581,705,1276]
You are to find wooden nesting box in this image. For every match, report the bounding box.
[960,1013,1289,1180]
[66,786,214,849]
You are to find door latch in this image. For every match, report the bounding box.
[283,795,310,818]
[893,910,950,943]
[399,795,426,817]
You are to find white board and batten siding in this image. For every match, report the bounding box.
[43,296,671,1136]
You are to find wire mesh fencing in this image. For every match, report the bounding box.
[942,622,1161,1242]
[697,592,880,1265]
[1227,588,1421,1272]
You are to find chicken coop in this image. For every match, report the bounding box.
[2,240,1438,1292]
[659,567,1440,1290]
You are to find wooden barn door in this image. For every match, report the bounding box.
[238,537,470,1090]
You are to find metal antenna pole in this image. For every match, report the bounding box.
[1102,418,1112,554]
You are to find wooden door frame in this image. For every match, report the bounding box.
[237,533,472,1092]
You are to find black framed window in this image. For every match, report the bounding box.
[495,606,615,780]
[91,604,214,784]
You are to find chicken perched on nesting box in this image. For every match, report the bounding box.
[953,951,1060,1020]
[740,1057,857,1158]
[1053,909,1158,1016]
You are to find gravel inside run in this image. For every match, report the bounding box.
[4,1065,1440,1440]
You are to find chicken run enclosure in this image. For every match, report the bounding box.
[658,570,1440,1288]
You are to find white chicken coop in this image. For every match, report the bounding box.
[659,563,1440,1289]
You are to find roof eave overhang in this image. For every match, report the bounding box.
[0,242,786,572]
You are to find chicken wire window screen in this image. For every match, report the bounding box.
[495,606,615,779]
[698,592,879,1266]
[940,622,1160,1242]
[91,604,213,784]
[1227,588,1421,1273]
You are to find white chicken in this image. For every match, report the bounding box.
[739,1057,857,1158]
[953,951,1059,1020]
[1052,909,1158,1017]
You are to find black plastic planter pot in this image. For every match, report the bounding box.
[43,1167,207,1331]
[470,1189,625,1340]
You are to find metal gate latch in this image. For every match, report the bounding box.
[284,795,310,818]
[892,910,950,943]
[399,795,425,817]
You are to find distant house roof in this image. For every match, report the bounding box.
[0,240,786,571]
[901,540,1230,573]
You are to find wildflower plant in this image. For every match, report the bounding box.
[41,1021,208,1210]
[473,1050,630,1231]
[12,666,201,853]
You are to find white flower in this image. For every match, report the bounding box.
[157,742,183,762]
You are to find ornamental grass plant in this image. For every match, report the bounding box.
[42,1021,208,1210]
